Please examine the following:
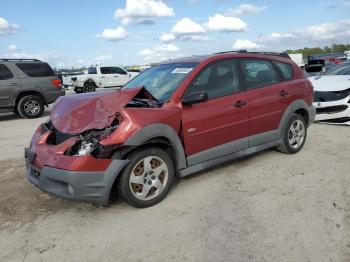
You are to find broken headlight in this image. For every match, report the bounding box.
[74,141,96,156]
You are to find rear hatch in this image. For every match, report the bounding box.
[15,62,62,91]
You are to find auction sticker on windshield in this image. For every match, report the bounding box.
[171,68,194,74]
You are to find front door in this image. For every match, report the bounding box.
[181,59,249,166]
[0,64,18,107]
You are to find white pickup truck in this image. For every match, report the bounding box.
[71,66,139,93]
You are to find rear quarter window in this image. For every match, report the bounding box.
[274,61,293,81]
[16,62,55,77]
[0,64,14,80]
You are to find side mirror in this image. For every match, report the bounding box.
[182,91,208,106]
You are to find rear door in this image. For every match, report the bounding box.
[100,67,129,87]
[111,67,129,86]
[0,63,19,107]
[182,59,249,165]
[240,59,294,145]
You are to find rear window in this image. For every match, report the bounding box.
[274,61,293,80]
[0,64,14,80]
[16,62,55,77]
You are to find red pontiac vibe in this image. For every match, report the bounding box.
[25,51,316,208]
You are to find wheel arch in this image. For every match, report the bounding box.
[123,124,187,171]
[15,90,46,107]
[84,78,96,86]
[278,99,310,137]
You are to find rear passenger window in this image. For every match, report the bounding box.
[101,67,112,74]
[16,63,55,77]
[240,59,279,89]
[112,67,127,75]
[186,60,240,100]
[274,61,293,80]
[0,64,14,80]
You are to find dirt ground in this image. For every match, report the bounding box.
[0,109,349,262]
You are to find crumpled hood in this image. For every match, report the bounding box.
[51,87,142,134]
[309,75,350,92]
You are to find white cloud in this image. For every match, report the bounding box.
[171,17,205,35]
[263,19,350,47]
[115,0,175,25]
[270,32,296,39]
[232,39,260,50]
[205,14,247,32]
[226,4,266,16]
[8,44,18,51]
[160,17,206,42]
[140,43,179,62]
[95,26,128,41]
[94,55,112,65]
[94,55,112,62]
[160,33,176,42]
[0,17,20,35]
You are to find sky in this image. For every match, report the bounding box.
[1,0,350,68]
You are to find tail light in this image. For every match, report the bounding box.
[51,79,62,88]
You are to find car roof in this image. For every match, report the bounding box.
[159,52,291,65]
[0,58,42,63]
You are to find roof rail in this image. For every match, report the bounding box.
[214,50,291,59]
[0,58,42,62]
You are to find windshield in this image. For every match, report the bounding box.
[325,63,350,75]
[123,63,198,102]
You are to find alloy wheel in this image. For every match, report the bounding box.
[288,119,305,149]
[129,156,169,201]
[23,100,41,116]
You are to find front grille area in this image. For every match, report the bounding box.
[314,89,350,102]
[316,105,348,114]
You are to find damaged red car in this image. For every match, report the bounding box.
[25,51,316,208]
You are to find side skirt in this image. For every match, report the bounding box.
[179,139,281,178]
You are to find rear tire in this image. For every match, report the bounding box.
[276,113,307,154]
[83,82,96,92]
[17,95,44,119]
[117,147,174,208]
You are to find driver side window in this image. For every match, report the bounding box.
[186,60,240,100]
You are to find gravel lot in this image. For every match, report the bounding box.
[0,100,349,262]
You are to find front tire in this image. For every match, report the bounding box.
[276,113,307,154]
[17,95,44,119]
[117,147,174,208]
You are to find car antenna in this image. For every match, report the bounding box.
[254,33,262,51]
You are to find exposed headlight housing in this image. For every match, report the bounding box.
[75,141,96,156]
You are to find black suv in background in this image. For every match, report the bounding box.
[0,59,65,118]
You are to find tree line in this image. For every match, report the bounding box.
[285,44,350,58]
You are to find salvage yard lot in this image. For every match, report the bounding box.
[0,105,350,261]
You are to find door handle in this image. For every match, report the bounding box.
[279,90,288,97]
[234,100,246,108]
[114,76,119,77]
[7,83,17,86]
